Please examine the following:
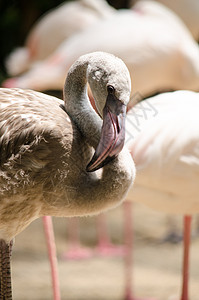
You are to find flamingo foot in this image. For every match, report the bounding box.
[62,246,93,260]
[95,242,127,257]
[161,231,183,244]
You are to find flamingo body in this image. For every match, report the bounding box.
[126,90,199,214]
[125,90,199,300]
[132,0,199,41]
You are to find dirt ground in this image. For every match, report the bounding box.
[11,202,199,300]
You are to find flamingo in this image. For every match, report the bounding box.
[5,0,115,77]
[131,0,199,41]
[124,90,199,300]
[0,51,135,299]
[3,1,199,97]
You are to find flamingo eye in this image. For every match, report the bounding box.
[107,85,115,94]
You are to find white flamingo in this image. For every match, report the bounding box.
[5,0,115,76]
[124,90,199,300]
[3,1,199,97]
[131,0,199,41]
[0,52,135,299]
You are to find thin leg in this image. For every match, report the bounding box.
[123,201,134,300]
[42,216,61,300]
[95,212,126,257]
[123,202,155,300]
[180,215,192,300]
[62,217,93,260]
[0,239,13,300]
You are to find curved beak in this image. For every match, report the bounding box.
[86,94,126,172]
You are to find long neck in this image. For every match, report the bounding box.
[64,58,102,148]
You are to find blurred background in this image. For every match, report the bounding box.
[0,0,131,84]
[1,1,199,300]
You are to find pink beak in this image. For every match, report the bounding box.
[86,95,126,172]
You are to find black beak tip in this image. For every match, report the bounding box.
[86,163,94,173]
[86,155,116,172]
[86,153,98,172]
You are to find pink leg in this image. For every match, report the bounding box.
[123,201,156,300]
[62,217,93,260]
[180,215,191,300]
[95,212,126,257]
[123,201,134,300]
[42,216,61,300]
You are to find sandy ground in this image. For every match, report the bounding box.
[11,202,199,300]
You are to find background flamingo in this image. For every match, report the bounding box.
[124,90,199,300]
[5,0,115,76]
[3,1,199,97]
[0,52,135,299]
[131,0,199,41]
